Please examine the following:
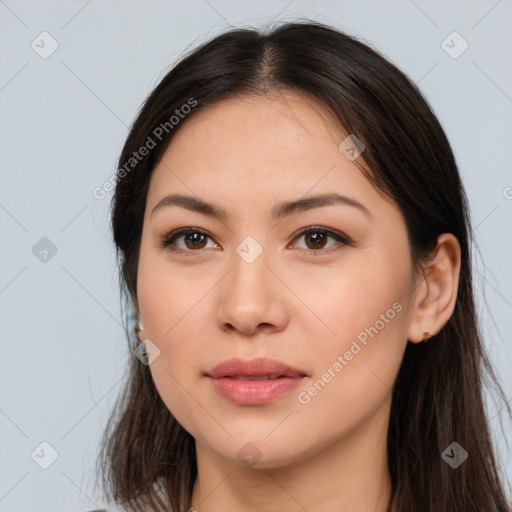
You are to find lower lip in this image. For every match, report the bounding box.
[209,376,305,405]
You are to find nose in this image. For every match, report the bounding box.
[214,245,290,337]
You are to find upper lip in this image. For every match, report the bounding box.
[207,357,307,378]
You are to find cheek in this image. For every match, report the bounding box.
[136,244,204,338]
[136,248,216,432]
[293,256,409,414]
[297,255,407,346]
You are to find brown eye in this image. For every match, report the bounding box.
[304,231,328,250]
[183,232,208,250]
[292,227,352,255]
[159,228,217,253]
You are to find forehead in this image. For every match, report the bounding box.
[168,91,346,163]
[146,92,392,218]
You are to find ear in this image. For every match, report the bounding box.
[407,233,461,344]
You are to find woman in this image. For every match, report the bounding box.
[96,20,512,512]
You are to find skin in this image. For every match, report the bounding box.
[135,91,461,512]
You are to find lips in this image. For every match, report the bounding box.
[206,357,307,406]
[207,357,307,379]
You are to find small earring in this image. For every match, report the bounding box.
[422,331,433,342]
[135,321,143,335]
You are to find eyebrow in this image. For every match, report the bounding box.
[150,192,374,221]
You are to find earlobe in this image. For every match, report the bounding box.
[406,233,461,344]
[135,320,144,339]
[422,331,433,343]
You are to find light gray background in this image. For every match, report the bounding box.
[1,1,511,510]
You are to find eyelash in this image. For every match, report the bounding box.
[158,226,353,256]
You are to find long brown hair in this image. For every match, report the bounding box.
[96,20,512,512]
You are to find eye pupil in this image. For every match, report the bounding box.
[185,232,207,249]
[306,232,326,249]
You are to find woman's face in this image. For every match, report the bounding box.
[137,92,419,468]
